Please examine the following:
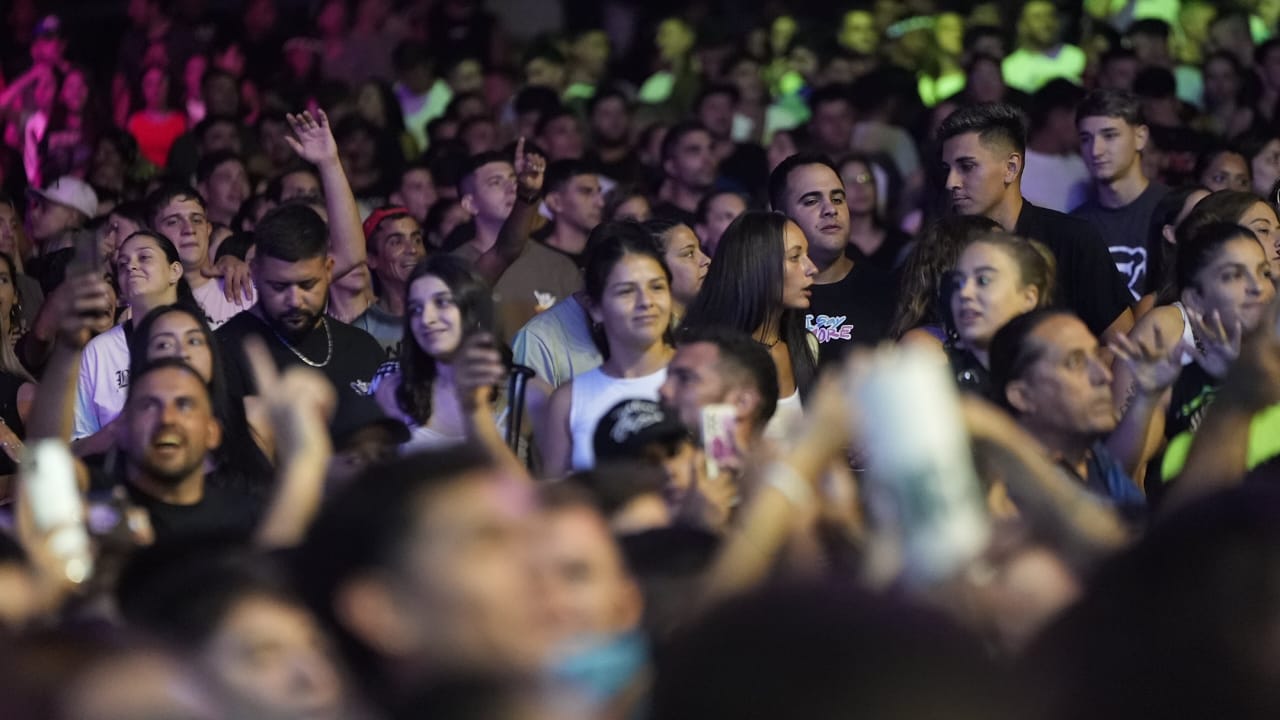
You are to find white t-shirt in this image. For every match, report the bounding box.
[73,325,130,440]
[192,277,253,329]
[1022,150,1092,213]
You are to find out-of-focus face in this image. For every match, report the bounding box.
[590,96,630,147]
[660,341,729,435]
[525,57,566,90]
[26,194,80,243]
[661,224,710,309]
[448,59,485,95]
[780,220,818,309]
[1183,235,1276,332]
[548,174,603,233]
[1010,315,1118,438]
[572,30,611,77]
[146,310,214,383]
[408,272,462,359]
[202,595,345,720]
[1199,151,1250,192]
[810,98,853,154]
[767,131,798,173]
[253,254,333,342]
[840,160,877,217]
[697,92,735,141]
[950,241,1040,351]
[664,128,716,191]
[280,170,322,203]
[1020,1,1059,48]
[201,158,250,221]
[539,115,584,161]
[1250,139,1280,197]
[141,66,169,110]
[338,128,376,172]
[1203,56,1240,106]
[201,121,242,155]
[1099,57,1140,91]
[370,216,425,288]
[0,202,23,258]
[462,161,516,225]
[968,58,1006,104]
[535,505,641,645]
[260,118,293,167]
[1078,115,1146,183]
[839,10,878,54]
[941,131,1018,219]
[729,59,766,105]
[61,70,89,112]
[461,119,497,155]
[696,192,746,258]
[657,18,695,62]
[398,168,437,222]
[610,194,651,223]
[391,475,552,673]
[154,195,211,271]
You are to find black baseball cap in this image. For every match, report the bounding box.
[593,399,691,463]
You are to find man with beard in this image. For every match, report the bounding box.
[116,359,259,541]
[218,204,386,439]
[587,87,644,186]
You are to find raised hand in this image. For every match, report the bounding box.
[1109,323,1186,397]
[1186,308,1243,379]
[284,109,339,166]
[245,337,336,456]
[54,275,116,349]
[513,137,547,200]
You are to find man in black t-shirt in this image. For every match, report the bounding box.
[217,204,386,440]
[770,153,894,364]
[116,359,259,543]
[1072,89,1169,301]
[938,102,1134,343]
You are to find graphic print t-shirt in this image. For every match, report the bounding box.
[804,261,895,365]
[1072,183,1168,301]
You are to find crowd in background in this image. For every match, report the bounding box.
[0,0,1278,717]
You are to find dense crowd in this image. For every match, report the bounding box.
[0,0,1279,717]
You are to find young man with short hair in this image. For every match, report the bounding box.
[653,121,717,226]
[770,153,894,363]
[807,85,855,161]
[541,159,604,262]
[938,102,1134,343]
[694,190,747,258]
[196,150,250,227]
[389,161,438,225]
[1072,89,1168,300]
[586,87,643,186]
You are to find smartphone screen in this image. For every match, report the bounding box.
[67,228,101,278]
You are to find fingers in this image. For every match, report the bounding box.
[244,336,281,395]
[514,136,525,165]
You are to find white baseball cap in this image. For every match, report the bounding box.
[27,176,98,219]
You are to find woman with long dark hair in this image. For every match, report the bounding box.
[682,210,817,439]
[396,254,515,451]
[542,222,675,475]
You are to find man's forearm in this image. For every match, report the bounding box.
[475,198,537,285]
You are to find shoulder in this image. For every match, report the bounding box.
[328,317,385,352]
[1130,304,1184,345]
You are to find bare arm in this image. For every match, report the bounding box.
[26,278,115,443]
[286,110,367,279]
[473,139,545,285]
[538,381,574,479]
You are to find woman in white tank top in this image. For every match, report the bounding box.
[541,224,676,475]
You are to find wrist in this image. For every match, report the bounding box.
[517,188,541,204]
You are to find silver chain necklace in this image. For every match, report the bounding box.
[271,316,333,368]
